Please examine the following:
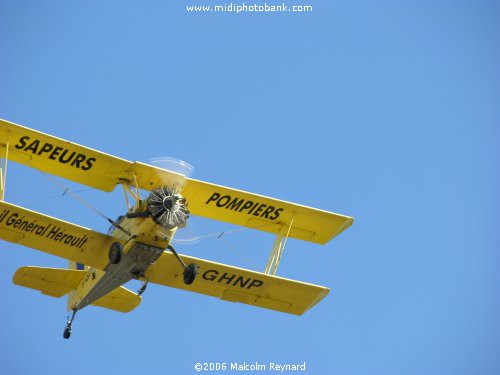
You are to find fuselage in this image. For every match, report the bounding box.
[67,202,177,311]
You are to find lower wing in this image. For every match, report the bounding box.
[145,252,329,315]
[0,201,121,270]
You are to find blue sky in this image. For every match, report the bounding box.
[1,1,499,374]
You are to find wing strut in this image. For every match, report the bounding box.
[0,137,10,201]
[264,217,294,275]
[121,180,141,211]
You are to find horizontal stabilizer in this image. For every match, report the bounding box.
[146,252,329,315]
[13,266,85,297]
[13,266,141,312]
[92,286,141,313]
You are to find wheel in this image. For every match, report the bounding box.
[63,327,71,339]
[183,263,198,285]
[109,242,123,264]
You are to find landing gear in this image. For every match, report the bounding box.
[167,245,199,285]
[137,277,149,296]
[109,242,123,264]
[63,326,71,339]
[63,309,77,339]
[183,263,198,285]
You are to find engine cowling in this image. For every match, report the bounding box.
[147,186,189,230]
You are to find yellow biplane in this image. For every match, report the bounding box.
[0,119,353,339]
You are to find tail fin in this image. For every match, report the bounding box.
[67,261,85,310]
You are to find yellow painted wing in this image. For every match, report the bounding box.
[1,118,352,244]
[13,266,85,297]
[181,179,353,244]
[0,201,120,270]
[146,252,329,315]
[0,119,184,192]
[91,286,141,313]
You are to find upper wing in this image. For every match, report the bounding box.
[1,118,353,244]
[182,179,353,244]
[145,252,329,315]
[0,118,184,192]
[0,201,119,270]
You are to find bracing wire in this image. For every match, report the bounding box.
[15,186,96,204]
[39,172,132,237]
[180,220,276,270]
[7,148,277,255]
[8,149,132,237]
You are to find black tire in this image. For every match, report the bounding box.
[109,242,123,265]
[183,263,199,285]
[63,327,71,339]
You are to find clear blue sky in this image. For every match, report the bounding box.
[1,1,499,374]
